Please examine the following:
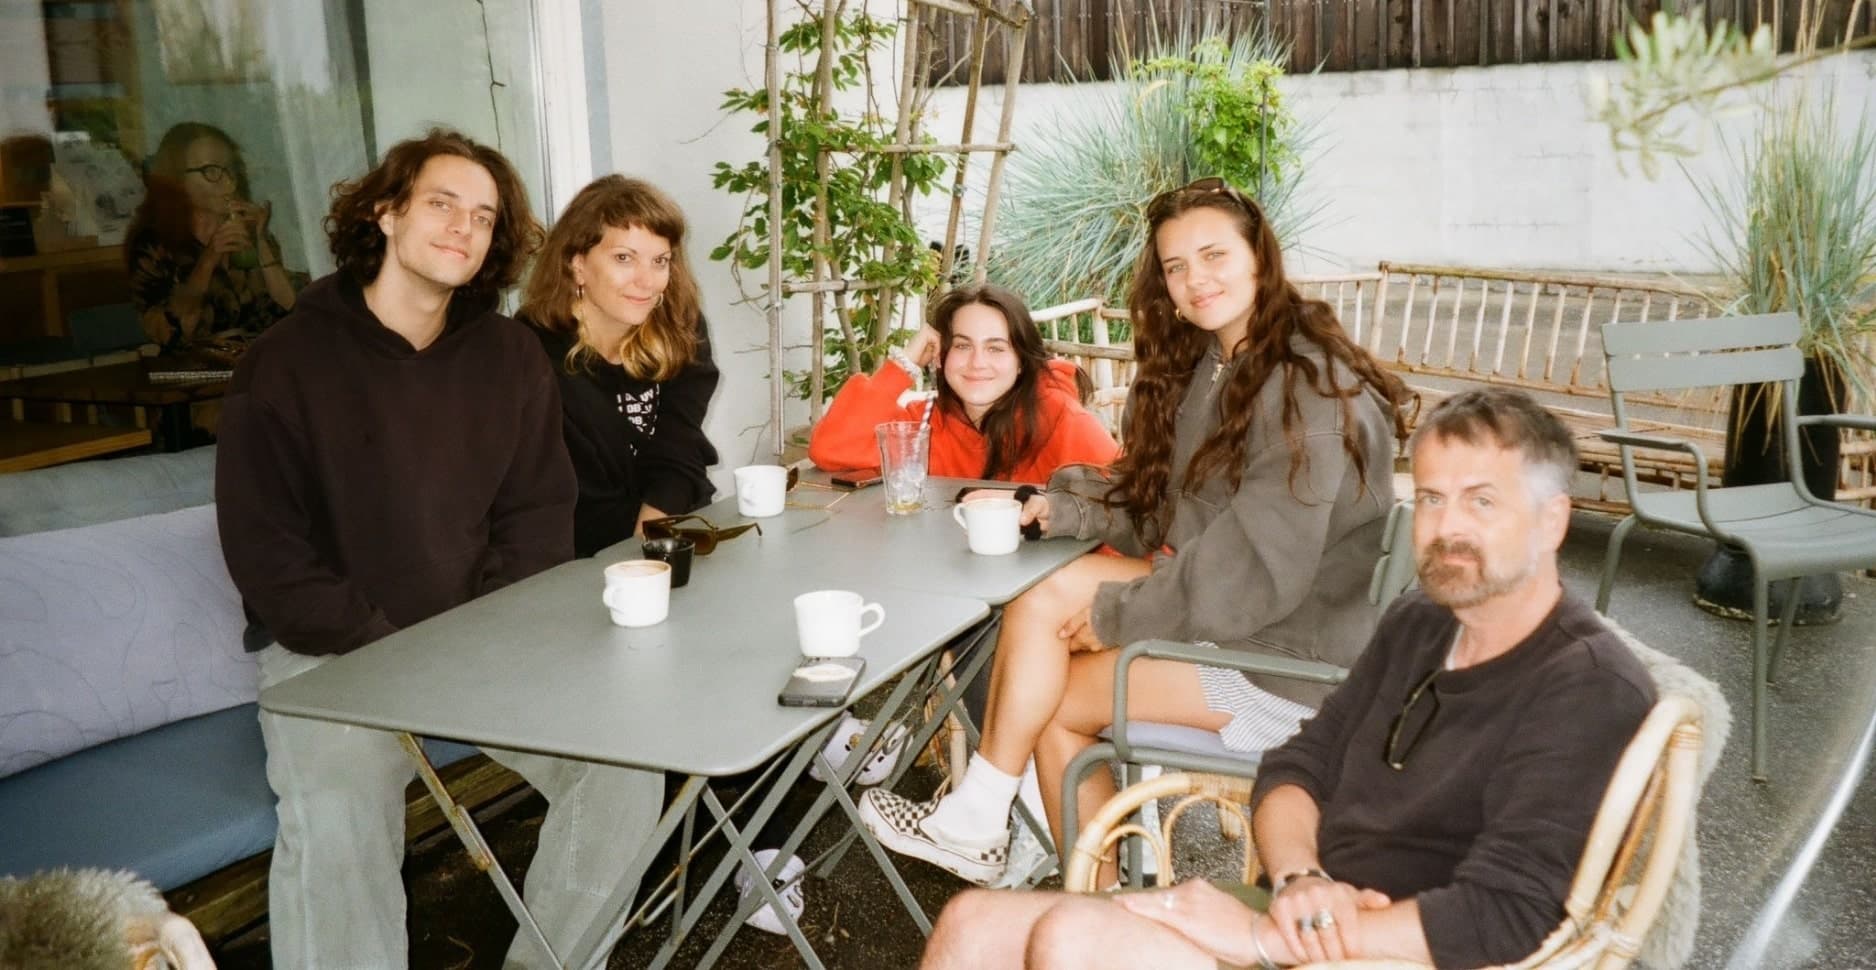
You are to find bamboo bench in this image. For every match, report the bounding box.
[1036,262,1876,513]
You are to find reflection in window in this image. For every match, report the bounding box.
[0,0,546,451]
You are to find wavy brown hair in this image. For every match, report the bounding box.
[929,282,1053,480]
[126,122,250,253]
[1107,181,1410,540]
[518,175,701,382]
[324,128,541,300]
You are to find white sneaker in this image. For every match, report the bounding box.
[809,715,907,786]
[856,788,1009,886]
[734,849,806,936]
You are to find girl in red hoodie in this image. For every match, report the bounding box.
[808,282,1118,483]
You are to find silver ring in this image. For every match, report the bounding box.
[1314,909,1337,931]
[1296,917,1317,934]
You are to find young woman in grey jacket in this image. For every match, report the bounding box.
[858,178,1411,888]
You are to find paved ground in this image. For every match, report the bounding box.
[211,511,1876,969]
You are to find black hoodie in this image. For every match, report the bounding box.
[215,272,576,656]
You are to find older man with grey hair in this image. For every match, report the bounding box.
[918,387,1657,970]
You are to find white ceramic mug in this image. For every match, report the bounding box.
[952,497,1022,556]
[794,589,886,658]
[734,465,789,518]
[602,560,672,628]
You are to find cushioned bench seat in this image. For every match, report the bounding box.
[0,703,478,891]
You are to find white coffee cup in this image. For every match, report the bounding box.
[734,465,789,518]
[602,560,671,628]
[953,496,1022,556]
[794,589,885,658]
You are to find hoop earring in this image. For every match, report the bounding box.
[1174,308,1187,322]
[653,293,664,309]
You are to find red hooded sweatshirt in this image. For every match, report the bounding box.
[808,358,1117,484]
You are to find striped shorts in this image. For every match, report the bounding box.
[1193,646,1317,753]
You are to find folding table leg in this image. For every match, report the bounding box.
[397,733,562,969]
[564,775,709,970]
[647,720,837,970]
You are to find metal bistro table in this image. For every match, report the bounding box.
[260,548,988,970]
[632,478,1099,967]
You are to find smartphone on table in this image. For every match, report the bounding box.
[778,656,866,707]
[830,472,884,490]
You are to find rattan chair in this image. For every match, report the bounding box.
[1065,695,1703,970]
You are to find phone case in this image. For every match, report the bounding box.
[778,656,866,707]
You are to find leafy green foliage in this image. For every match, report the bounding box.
[711,7,944,401]
[1136,37,1296,194]
[989,27,1319,313]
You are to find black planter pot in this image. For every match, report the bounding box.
[1692,356,1844,625]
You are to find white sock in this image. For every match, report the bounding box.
[925,754,1020,842]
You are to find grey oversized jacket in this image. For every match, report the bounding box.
[1043,335,1397,708]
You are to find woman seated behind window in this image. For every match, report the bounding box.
[518,175,719,558]
[126,122,305,351]
[809,282,1118,485]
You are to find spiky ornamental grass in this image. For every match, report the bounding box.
[1691,88,1876,398]
[989,25,1323,319]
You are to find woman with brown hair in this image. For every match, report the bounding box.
[859,178,1411,889]
[126,122,305,350]
[808,282,1116,484]
[518,175,719,558]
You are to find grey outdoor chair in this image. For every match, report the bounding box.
[1058,499,1417,880]
[1595,312,1876,781]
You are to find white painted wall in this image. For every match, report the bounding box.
[925,53,1876,275]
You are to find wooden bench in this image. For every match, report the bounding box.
[1036,262,1876,513]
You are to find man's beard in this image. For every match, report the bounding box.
[1417,537,1535,609]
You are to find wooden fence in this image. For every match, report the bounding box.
[924,0,1876,84]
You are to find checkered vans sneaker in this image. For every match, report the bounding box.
[857,788,1008,886]
[734,850,806,936]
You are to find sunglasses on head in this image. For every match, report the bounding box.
[642,514,762,556]
[1147,176,1263,225]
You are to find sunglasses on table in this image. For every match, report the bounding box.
[1382,666,1441,771]
[641,515,761,556]
[1146,175,1266,227]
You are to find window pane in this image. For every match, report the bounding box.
[0,0,546,452]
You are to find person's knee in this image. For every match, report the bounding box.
[1025,899,1104,970]
[923,889,1001,965]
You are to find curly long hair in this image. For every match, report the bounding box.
[324,128,541,300]
[1107,182,1409,540]
[126,122,250,253]
[929,282,1053,480]
[518,175,701,382]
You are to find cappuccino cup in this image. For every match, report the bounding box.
[734,465,789,518]
[952,496,1022,556]
[602,560,671,628]
[794,589,885,658]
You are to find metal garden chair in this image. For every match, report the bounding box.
[1594,312,1876,781]
[1058,499,1418,882]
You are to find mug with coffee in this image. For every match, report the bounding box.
[952,496,1022,556]
[734,464,789,518]
[794,589,885,658]
[641,536,694,587]
[602,559,672,628]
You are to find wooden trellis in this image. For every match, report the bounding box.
[761,0,1033,455]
